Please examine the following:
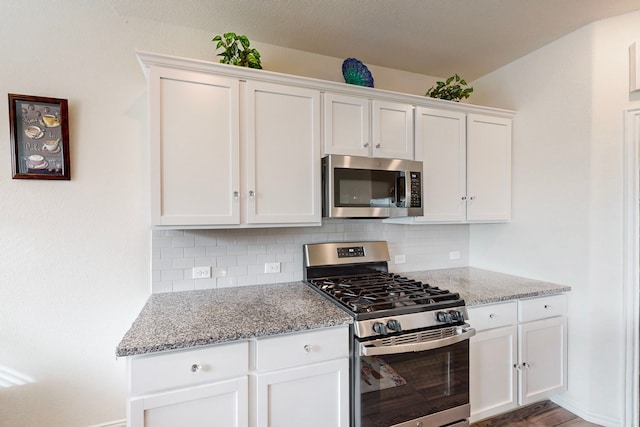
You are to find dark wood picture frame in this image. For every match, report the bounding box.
[8,94,70,180]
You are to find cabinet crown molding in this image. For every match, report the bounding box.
[136,50,515,118]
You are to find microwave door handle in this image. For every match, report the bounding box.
[404,172,410,207]
[359,327,476,356]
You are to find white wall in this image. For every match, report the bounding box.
[470,11,640,426]
[0,2,453,425]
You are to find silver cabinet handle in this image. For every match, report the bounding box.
[304,345,312,353]
[544,304,550,309]
[489,314,496,319]
[191,364,201,373]
[363,143,369,148]
[461,196,467,200]
[375,143,381,148]
[469,196,475,200]
[233,191,239,200]
[249,190,255,198]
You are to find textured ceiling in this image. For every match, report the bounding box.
[113,0,640,80]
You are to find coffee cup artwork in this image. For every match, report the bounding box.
[8,94,70,180]
[42,139,60,153]
[41,114,60,127]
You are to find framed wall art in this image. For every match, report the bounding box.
[8,93,70,180]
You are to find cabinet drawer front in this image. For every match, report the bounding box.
[129,341,249,395]
[468,301,517,331]
[518,294,567,323]
[256,327,348,372]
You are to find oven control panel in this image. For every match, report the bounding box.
[354,306,469,338]
[337,246,365,258]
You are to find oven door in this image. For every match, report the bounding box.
[354,325,475,427]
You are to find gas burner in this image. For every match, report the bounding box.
[307,272,461,315]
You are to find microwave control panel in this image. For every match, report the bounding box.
[409,172,422,207]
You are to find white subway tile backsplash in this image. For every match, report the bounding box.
[184,247,206,258]
[151,220,470,293]
[173,279,195,292]
[160,247,184,259]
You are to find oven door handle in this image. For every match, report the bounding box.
[359,327,476,356]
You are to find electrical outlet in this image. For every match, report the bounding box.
[192,266,212,279]
[264,262,281,274]
[449,251,461,260]
[395,254,406,264]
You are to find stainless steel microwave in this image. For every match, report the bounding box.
[322,155,423,218]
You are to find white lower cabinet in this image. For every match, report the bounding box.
[256,359,349,427]
[255,327,350,427]
[129,378,249,427]
[469,294,568,422]
[126,326,349,427]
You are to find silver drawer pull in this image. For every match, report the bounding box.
[544,304,550,309]
[191,364,202,373]
[489,314,496,319]
[304,345,312,353]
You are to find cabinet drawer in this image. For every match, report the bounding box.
[256,326,348,372]
[468,301,517,331]
[518,294,567,323]
[129,341,249,395]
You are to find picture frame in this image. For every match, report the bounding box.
[8,93,70,180]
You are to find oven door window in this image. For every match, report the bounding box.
[333,168,405,207]
[356,340,469,427]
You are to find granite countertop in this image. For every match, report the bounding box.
[117,267,570,358]
[403,267,571,306]
[116,282,352,357]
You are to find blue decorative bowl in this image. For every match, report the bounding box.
[342,58,374,88]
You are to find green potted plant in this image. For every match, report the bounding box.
[212,32,262,69]
[425,74,473,101]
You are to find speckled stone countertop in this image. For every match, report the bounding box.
[403,267,571,306]
[116,282,352,357]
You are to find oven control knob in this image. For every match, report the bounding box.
[372,322,387,335]
[386,319,402,333]
[436,311,452,323]
[450,310,465,322]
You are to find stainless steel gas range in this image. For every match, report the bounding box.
[304,241,476,427]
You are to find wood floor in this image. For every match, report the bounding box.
[471,400,602,427]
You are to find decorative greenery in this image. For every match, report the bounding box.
[212,32,262,69]
[425,74,473,101]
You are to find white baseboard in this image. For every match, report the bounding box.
[552,395,621,427]
[87,420,126,427]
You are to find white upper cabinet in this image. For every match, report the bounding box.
[323,93,370,157]
[371,100,414,159]
[149,67,240,226]
[146,65,321,228]
[414,107,467,222]
[138,52,514,227]
[467,113,512,221]
[392,107,512,224]
[244,81,321,225]
[323,93,414,160]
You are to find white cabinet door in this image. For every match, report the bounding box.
[466,114,512,221]
[323,93,370,157]
[129,377,248,427]
[148,66,240,226]
[372,100,414,159]
[518,316,568,405]
[469,326,518,422]
[414,107,467,222]
[256,358,349,427]
[244,81,321,225]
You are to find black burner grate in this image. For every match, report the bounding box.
[307,272,460,314]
